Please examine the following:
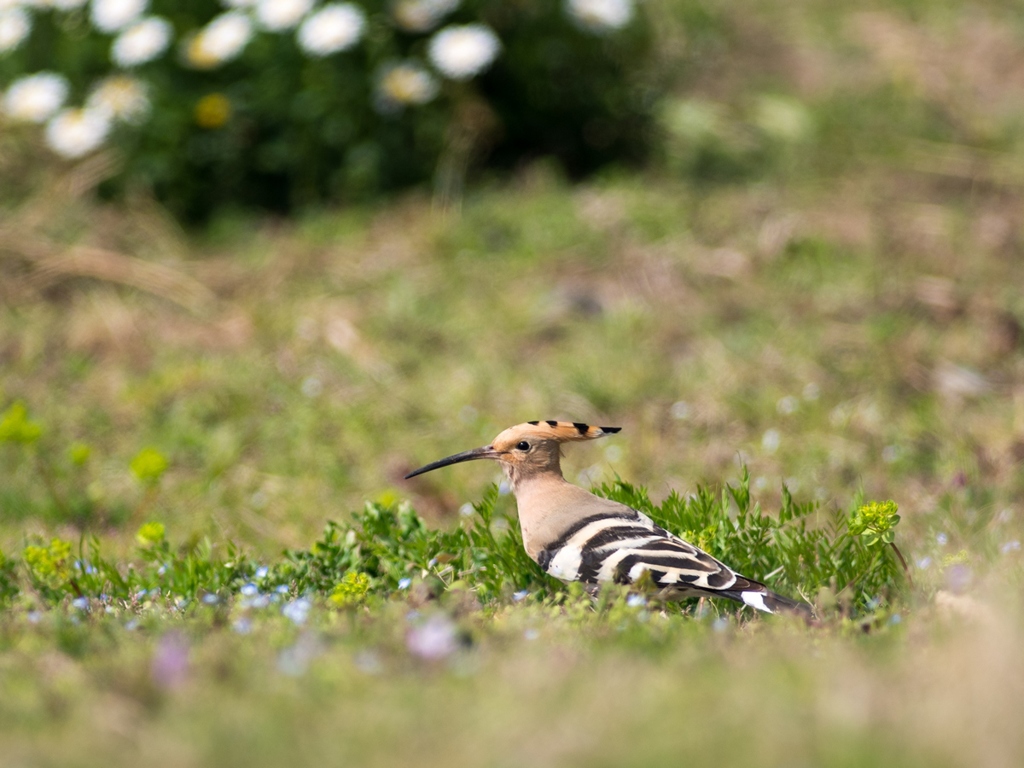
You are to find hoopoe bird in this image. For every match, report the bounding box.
[406,420,812,617]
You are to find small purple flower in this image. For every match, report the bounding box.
[945,564,972,593]
[513,590,529,602]
[151,632,189,689]
[202,593,219,605]
[398,578,412,590]
[240,583,258,597]
[406,614,460,661]
[1000,540,1021,555]
[71,597,89,611]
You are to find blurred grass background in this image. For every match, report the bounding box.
[3,0,1024,765]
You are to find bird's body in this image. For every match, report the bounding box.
[406,420,811,617]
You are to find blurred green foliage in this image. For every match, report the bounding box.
[1,0,654,221]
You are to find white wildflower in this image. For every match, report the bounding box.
[296,2,364,56]
[90,0,148,33]
[44,107,111,158]
[111,16,172,66]
[392,0,458,33]
[566,0,633,33]
[0,7,30,53]
[187,11,253,67]
[3,72,69,123]
[427,24,500,80]
[86,75,150,123]
[375,61,438,112]
[255,0,313,31]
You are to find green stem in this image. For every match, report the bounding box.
[35,452,69,517]
[133,485,159,523]
[889,541,913,588]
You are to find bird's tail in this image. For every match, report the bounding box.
[719,579,815,621]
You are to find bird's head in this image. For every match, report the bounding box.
[405,420,620,486]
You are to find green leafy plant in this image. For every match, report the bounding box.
[597,470,908,613]
[849,500,910,585]
[0,467,907,619]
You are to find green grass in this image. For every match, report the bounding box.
[4,0,1024,765]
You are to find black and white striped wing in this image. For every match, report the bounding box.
[536,509,783,614]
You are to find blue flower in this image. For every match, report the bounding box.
[398,578,412,590]
[233,617,252,635]
[282,598,311,625]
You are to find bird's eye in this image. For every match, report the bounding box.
[515,440,531,451]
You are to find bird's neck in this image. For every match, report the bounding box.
[502,452,562,494]
[510,472,612,558]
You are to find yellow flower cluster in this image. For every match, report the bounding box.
[23,538,72,584]
[329,571,370,607]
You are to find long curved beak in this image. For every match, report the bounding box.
[404,445,501,479]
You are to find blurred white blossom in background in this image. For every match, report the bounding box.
[566,0,634,33]
[297,3,365,57]
[3,72,70,123]
[375,61,438,112]
[0,7,30,53]
[427,24,500,80]
[86,75,150,123]
[90,0,149,34]
[187,11,254,67]
[112,16,173,67]
[392,0,458,33]
[44,107,111,158]
[255,0,314,31]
